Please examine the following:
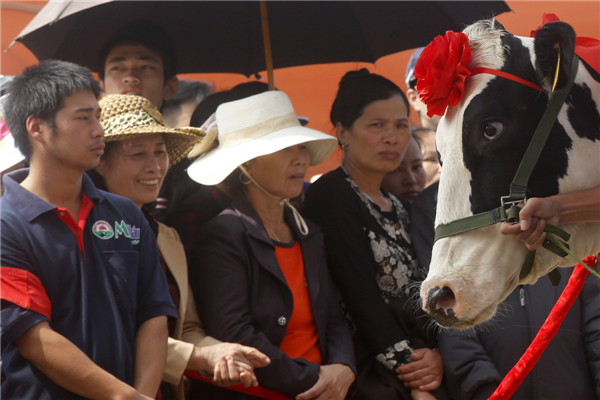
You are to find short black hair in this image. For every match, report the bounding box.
[97,20,177,80]
[4,60,100,161]
[330,68,409,130]
[189,81,270,127]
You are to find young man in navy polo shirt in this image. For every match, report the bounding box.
[1,60,178,399]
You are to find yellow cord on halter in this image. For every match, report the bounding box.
[552,43,561,92]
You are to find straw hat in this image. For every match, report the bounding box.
[187,90,337,185]
[99,94,205,166]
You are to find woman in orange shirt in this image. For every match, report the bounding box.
[186,90,356,399]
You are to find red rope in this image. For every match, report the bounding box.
[185,370,292,400]
[470,67,542,91]
[487,254,597,400]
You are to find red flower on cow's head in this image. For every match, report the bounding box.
[414,31,473,117]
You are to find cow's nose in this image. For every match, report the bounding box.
[425,286,459,325]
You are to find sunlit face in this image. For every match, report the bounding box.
[41,90,104,171]
[418,128,441,187]
[381,136,426,202]
[246,144,311,200]
[96,134,168,207]
[101,44,175,109]
[338,95,410,175]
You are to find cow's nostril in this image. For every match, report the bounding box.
[426,285,457,319]
[436,286,456,310]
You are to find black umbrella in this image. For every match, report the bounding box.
[13,1,510,82]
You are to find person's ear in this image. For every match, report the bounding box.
[242,159,256,172]
[406,88,420,108]
[163,77,179,101]
[99,79,106,96]
[26,115,47,144]
[336,122,348,146]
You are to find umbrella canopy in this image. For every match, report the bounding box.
[13,1,510,77]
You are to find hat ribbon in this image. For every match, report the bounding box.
[239,165,309,236]
[220,113,299,148]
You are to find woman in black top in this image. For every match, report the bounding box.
[303,69,446,400]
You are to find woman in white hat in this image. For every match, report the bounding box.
[89,94,270,400]
[186,90,356,399]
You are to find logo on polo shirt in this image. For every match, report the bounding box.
[114,220,140,241]
[92,220,114,239]
[92,220,141,242]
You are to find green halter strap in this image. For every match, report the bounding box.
[433,55,579,285]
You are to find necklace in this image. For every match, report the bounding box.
[393,222,402,238]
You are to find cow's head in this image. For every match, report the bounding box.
[419,20,600,328]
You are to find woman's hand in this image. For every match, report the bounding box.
[295,363,355,400]
[396,348,443,391]
[190,343,270,387]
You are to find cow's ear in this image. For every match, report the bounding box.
[492,19,506,33]
[534,21,576,92]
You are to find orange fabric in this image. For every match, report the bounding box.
[275,242,322,365]
[575,37,600,74]
[1,266,52,319]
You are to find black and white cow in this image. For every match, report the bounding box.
[419,20,600,328]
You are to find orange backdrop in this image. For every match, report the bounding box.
[2,1,599,178]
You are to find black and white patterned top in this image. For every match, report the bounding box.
[347,173,420,302]
[304,167,425,371]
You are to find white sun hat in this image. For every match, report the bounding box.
[187,90,337,186]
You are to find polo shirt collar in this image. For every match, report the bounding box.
[2,168,104,223]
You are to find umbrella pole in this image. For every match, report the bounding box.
[260,0,275,90]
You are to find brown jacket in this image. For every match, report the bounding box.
[157,222,220,398]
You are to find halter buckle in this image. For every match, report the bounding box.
[501,196,527,224]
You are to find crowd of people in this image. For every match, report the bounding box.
[1,21,599,400]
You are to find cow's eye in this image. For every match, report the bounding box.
[483,122,504,140]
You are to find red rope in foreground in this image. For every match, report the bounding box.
[488,254,598,400]
[185,370,292,400]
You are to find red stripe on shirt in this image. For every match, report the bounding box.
[53,193,94,259]
[1,266,52,319]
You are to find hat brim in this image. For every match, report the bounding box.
[103,125,204,167]
[187,126,337,186]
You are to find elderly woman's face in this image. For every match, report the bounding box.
[338,95,410,175]
[96,134,169,207]
[247,144,311,199]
